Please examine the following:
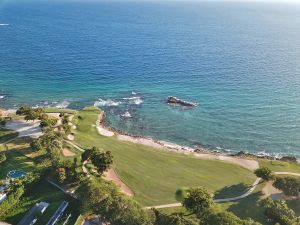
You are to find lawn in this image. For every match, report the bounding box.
[44,108,77,114]
[0,151,36,179]
[259,159,300,173]
[2,180,79,225]
[73,107,256,206]
[0,129,18,144]
[0,137,79,225]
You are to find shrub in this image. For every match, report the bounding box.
[273,176,300,197]
[182,187,214,217]
[0,152,6,164]
[259,198,300,225]
[254,167,274,181]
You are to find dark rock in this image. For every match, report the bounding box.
[167,96,196,107]
[280,156,298,162]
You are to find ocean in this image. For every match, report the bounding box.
[1,1,300,158]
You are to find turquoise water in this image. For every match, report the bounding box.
[1,1,300,157]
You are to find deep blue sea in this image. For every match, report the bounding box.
[1,1,300,158]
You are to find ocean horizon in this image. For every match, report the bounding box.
[1,1,300,158]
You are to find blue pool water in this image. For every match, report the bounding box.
[7,170,27,179]
[0,1,300,157]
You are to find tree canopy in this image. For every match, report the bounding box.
[77,179,153,225]
[259,198,300,225]
[273,176,300,197]
[254,167,274,181]
[81,147,113,174]
[182,187,214,217]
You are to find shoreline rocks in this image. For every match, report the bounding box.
[166,96,197,107]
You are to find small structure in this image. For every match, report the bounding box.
[0,181,10,203]
[46,201,69,225]
[17,202,49,225]
[0,193,7,203]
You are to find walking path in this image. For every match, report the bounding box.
[145,171,300,209]
[64,140,84,152]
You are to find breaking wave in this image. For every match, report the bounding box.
[122,96,143,105]
[121,111,132,118]
[94,98,121,107]
[54,100,70,109]
[32,100,70,109]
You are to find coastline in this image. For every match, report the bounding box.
[1,107,299,164]
[96,111,299,168]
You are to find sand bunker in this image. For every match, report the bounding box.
[62,148,76,157]
[67,134,75,141]
[103,168,134,197]
[5,120,42,138]
[96,126,114,137]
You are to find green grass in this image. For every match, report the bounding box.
[218,182,300,224]
[259,159,300,173]
[0,129,18,144]
[44,108,77,114]
[0,151,36,179]
[287,199,300,217]
[3,180,79,225]
[61,143,82,159]
[217,183,267,224]
[73,107,256,206]
[0,137,79,225]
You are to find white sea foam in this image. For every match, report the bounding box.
[133,98,143,105]
[131,91,137,95]
[0,95,5,99]
[122,96,140,100]
[54,100,70,109]
[122,96,143,105]
[121,111,132,118]
[94,98,121,107]
[0,24,9,26]
[29,100,70,109]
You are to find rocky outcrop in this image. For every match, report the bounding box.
[167,96,196,107]
[280,156,298,163]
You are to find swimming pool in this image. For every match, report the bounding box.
[7,170,27,179]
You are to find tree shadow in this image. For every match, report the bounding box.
[227,190,268,224]
[214,183,250,199]
[0,130,18,144]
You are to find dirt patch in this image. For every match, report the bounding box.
[262,182,285,200]
[103,168,134,197]
[62,148,76,157]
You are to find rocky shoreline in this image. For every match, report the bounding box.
[2,107,298,164]
[98,111,299,164]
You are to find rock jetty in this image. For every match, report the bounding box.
[166,96,196,107]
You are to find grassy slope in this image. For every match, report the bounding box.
[74,107,256,206]
[0,137,79,225]
[259,159,300,173]
[44,108,77,114]
[3,180,79,225]
[0,151,36,179]
[0,129,18,144]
